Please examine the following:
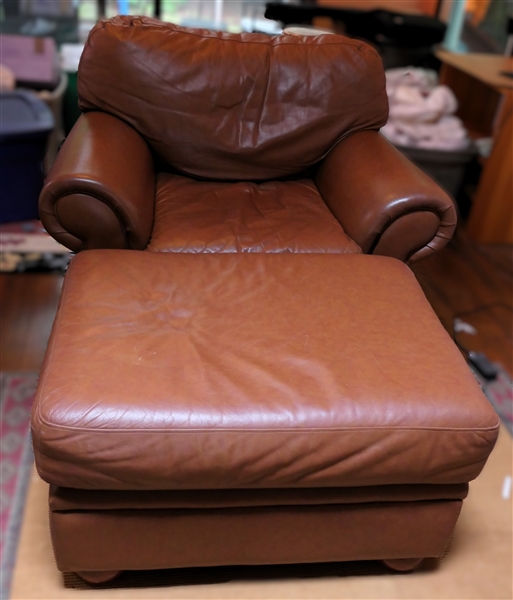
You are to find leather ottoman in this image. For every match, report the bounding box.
[31,250,499,583]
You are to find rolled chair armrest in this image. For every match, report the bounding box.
[315,131,457,263]
[39,112,155,252]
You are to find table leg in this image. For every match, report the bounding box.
[467,92,513,244]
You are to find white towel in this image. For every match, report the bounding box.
[383,67,470,151]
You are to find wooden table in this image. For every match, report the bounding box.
[436,50,513,91]
[436,50,513,244]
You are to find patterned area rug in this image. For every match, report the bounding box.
[0,220,71,273]
[0,373,37,600]
[471,364,513,436]
[0,367,510,597]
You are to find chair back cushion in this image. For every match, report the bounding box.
[78,16,388,181]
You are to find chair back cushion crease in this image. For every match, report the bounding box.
[78,16,389,181]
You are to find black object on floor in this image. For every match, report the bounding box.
[264,3,446,68]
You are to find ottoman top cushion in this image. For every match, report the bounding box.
[32,251,499,490]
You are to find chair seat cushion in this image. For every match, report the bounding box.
[147,174,361,254]
[32,251,499,490]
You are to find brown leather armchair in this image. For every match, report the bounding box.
[32,19,500,586]
[39,16,456,264]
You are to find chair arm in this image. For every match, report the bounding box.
[315,131,457,263]
[39,112,155,252]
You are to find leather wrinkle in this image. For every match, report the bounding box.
[31,251,499,489]
[78,17,389,180]
[149,174,358,254]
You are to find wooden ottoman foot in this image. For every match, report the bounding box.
[383,558,424,572]
[75,570,122,584]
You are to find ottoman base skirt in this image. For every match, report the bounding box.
[51,499,462,578]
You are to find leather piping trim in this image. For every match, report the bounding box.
[35,401,500,434]
[36,422,500,433]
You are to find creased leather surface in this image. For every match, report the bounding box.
[148,174,360,253]
[32,251,499,490]
[78,16,388,181]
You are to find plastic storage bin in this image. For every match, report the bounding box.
[396,144,477,199]
[0,34,60,90]
[0,90,54,223]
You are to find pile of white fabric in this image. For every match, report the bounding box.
[382,67,470,151]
